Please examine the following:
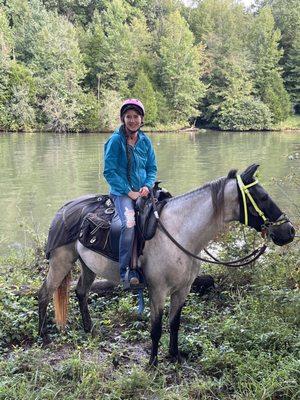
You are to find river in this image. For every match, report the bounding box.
[0,130,299,253]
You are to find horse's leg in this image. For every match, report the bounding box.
[75,259,96,333]
[168,287,190,363]
[38,244,76,343]
[148,287,167,366]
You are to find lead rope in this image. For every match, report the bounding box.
[150,190,267,268]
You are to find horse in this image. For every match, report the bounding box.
[38,164,295,365]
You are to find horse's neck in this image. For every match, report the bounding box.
[162,179,239,254]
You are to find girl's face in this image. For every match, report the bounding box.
[123,109,143,132]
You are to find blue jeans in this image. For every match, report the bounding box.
[111,195,136,280]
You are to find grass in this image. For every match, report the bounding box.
[0,225,299,399]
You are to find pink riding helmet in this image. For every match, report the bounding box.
[120,98,145,119]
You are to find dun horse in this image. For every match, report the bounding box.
[38,164,295,365]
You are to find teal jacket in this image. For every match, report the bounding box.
[103,126,157,196]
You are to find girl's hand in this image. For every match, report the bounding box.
[128,191,140,200]
[139,186,150,197]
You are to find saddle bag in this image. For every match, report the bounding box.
[79,211,113,252]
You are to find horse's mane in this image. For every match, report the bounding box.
[168,169,238,219]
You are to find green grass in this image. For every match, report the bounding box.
[0,226,299,399]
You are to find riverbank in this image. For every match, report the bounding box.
[1,115,299,135]
[276,114,300,131]
[0,226,299,399]
[144,114,300,133]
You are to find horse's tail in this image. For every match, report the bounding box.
[53,272,72,329]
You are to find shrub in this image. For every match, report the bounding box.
[98,89,122,131]
[214,97,272,131]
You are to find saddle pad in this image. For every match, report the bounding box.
[45,194,109,259]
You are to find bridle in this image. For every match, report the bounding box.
[236,174,290,235]
[151,175,290,268]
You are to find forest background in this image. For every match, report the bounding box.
[0,0,299,133]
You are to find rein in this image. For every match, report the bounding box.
[157,219,267,267]
[150,175,272,268]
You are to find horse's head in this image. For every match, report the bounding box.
[237,164,295,246]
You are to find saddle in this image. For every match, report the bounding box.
[78,182,172,262]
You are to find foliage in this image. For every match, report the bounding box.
[132,70,157,125]
[277,114,300,130]
[0,7,14,65]
[0,0,298,131]
[247,6,291,122]
[98,89,123,131]
[82,1,133,96]
[0,224,299,398]
[75,91,101,133]
[156,10,205,122]
[4,0,49,64]
[284,29,300,113]
[263,0,300,110]
[215,96,272,131]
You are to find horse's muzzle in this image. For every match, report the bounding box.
[269,222,295,246]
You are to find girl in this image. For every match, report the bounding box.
[103,99,157,289]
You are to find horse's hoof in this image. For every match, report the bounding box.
[83,321,92,333]
[148,356,158,368]
[41,335,51,347]
[167,352,183,364]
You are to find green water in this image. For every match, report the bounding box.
[0,130,299,252]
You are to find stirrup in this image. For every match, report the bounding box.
[122,269,145,291]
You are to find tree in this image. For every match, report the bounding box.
[265,0,300,111]
[184,0,257,127]
[136,0,181,32]
[4,0,49,64]
[0,8,13,129]
[127,15,153,85]
[0,7,14,65]
[156,10,205,122]
[132,71,157,125]
[201,43,254,125]
[284,29,300,113]
[30,11,87,131]
[184,0,249,45]
[98,89,123,131]
[82,0,134,96]
[247,6,291,122]
[6,61,37,131]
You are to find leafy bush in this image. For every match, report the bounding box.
[98,89,122,131]
[214,97,272,131]
[75,91,101,132]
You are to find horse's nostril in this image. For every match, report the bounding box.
[290,226,295,236]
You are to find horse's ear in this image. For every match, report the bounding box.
[227,169,238,179]
[240,164,260,184]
